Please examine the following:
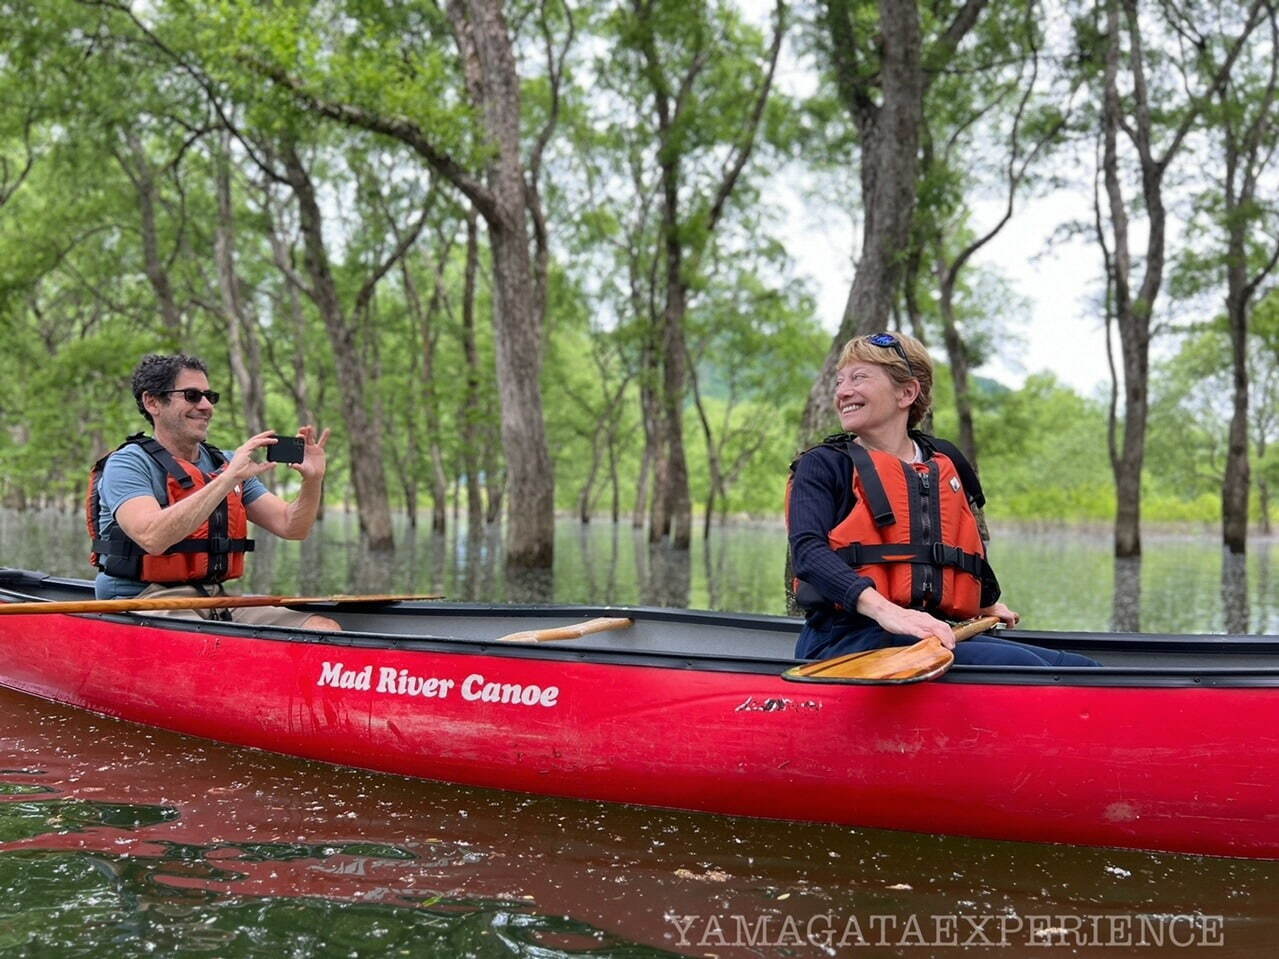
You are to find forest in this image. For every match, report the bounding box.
[1,0,1278,570]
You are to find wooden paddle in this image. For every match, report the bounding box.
[781,615,1002,685]
[496,617,634,643]
[0,592,442,616]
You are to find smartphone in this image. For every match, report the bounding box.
[267,435,305,464]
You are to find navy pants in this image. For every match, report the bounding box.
[796,619,1101,667]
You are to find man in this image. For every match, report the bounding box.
[88,353,339,631]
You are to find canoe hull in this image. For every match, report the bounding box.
[1,607,1275,859]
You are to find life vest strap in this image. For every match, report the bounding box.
[834,542,986,578]
[132,435,198,489]
[830,440,896,527]
[91,537,254,557]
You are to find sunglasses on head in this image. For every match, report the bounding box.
[153,388,220,405]
[864,333,917,379]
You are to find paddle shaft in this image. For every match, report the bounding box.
[0,593,441,616]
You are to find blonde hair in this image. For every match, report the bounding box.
[837,332,933,428]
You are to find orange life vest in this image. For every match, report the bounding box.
[789,437,993,618]
[86,434,254,585]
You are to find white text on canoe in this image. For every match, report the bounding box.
[317,662,560,707]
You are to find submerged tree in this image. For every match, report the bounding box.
[1094,0,1265,558]
[799,0,993,442]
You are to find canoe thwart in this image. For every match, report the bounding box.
[782,615,1002,685]
[496,617,634,643]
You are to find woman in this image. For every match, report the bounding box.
[787,332,1099,667]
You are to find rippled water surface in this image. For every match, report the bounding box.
[3,510,1279,956]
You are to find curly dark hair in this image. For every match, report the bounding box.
[131,353,209,425]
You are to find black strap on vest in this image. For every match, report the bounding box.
[912,431,985,508]
[837,441,896,527]
[832,542,987,578]
[816,431,986,511]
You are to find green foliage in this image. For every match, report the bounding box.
[966,373,1115,521]
[0,0,1271,548]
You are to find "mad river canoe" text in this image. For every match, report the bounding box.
[317,662,560,707]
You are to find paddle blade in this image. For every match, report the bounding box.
[781,616,1000,685]
[783,637,955,684]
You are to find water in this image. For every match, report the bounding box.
[2,509,1278,956]
[8,507,1278,632]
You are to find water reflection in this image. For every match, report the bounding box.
[1259,543,1274,628]
[1222,549,1249,634]
[638,542,690,608]
[507,565,553,604]
[3,689,1278,958]
[4,508,1279,632]
[1112,556,1142,633]
[0,849,673,958]
[0,794,176,843]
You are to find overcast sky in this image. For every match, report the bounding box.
[741,1,1120,400]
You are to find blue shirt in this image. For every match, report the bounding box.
[94,442,267,599]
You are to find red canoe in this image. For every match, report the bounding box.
[2,567,1277,859]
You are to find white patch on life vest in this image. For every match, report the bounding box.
[950,476,961,493]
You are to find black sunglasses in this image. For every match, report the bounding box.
[864,333,917,379]
[153,388,220,405]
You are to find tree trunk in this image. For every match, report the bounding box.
[1111,556,1142,633]
[1100,0,1149,560]
[636,336,662,532]
[1222,252,1251,554]
[1217,13,1279,553]
[1100,0,1265,558]
[266,206,324,519]
[460,209,486,535]
[634,0,783,548]
[577,444,601,523]
[689,352,723,542]
[936,256,978,469]
[281,143,395,550]
[608,433,621,524]
[652,226,692,547]
[484,448,505,526]
[121,130,182,341]
[800,0,925,442]
[448,0,554,568]
[250,0,561,568]
[400,233,451,537]
[214,134,267,439]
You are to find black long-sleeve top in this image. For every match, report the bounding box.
[787,442,877,625]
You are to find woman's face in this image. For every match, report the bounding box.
[833,362,913,433]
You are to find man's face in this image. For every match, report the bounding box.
[148,369,215,447]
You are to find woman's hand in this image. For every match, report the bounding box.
[856,588,957,648]
[981,601,1020,628]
